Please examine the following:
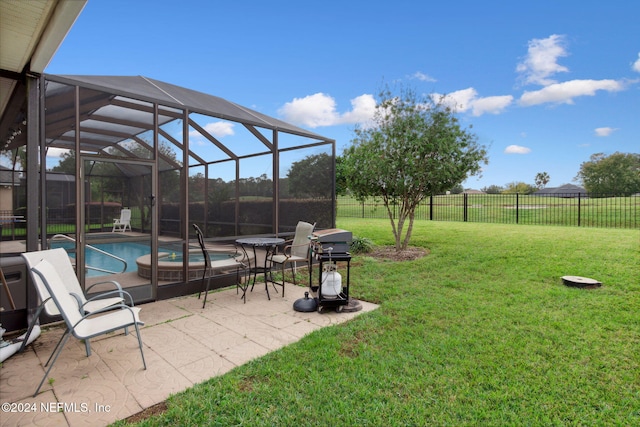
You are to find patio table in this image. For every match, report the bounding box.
[236,237,284,300]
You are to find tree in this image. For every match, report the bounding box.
[449,184,464,194]
[0,146,26,172]
[287,153,333,198]
[342,86,488,251]
[51,149,75,174]
[482,184,504,194]
[576,152,640,196]
[502,181,536,194]
[534,172,550,189]
[335,155,348,196]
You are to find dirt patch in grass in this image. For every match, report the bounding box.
[124,401,167,424]
[367,246,429,262]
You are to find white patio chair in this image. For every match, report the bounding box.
[268,221,315,296]
[29,258,146,397]
[21,248,129,356]
[112,208,131,232]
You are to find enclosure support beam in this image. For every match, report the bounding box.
[25,74,40,253]
[273,130,279,236]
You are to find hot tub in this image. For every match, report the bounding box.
[136,248,249,281]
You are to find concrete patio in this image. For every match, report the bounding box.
[0,285,377,426]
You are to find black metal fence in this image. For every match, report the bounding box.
[337,193,639,229]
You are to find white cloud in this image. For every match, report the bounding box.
[189,121,235,139]
[278,93,375,128]
[434,88,478,112]
[516,34,569,86]
[433,88,513,116]
[504,145,531,154]
[633,53,640,72]
[470,95,514,116]
[411,71,437,82]
[519,79,625,106]
[594,127,618,137]
[340,94,377,124]
[48,147,69,158]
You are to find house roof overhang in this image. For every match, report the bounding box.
[0,0,86,120]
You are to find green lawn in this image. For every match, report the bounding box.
[118,219,639,426]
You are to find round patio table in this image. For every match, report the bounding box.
[236,237,284,300]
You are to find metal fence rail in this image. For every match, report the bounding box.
[337,193,639,229]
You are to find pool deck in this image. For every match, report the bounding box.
[0,284,378,426]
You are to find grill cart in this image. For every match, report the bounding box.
[308,229,352,312]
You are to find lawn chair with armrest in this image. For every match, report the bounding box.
[21,248,130,356]
[268,221,315,296]
[112,208,131,232]
[29,259,146,397]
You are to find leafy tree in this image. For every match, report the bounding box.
[287,152,333,199]
[335,155,348,196]
[51,149,75,174]
[0,146,26,172]
[449,184,464,194]
[342,86,488,251]
[482,184,504,194]
[239,174,272,198]
[576,152,640,196]
[207,177,233,205]
[502,181,536,194]
[534,172,550,189]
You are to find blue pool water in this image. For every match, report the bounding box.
[52,241,173,277]
[51,240,228,277]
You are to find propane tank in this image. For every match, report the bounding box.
[321,263,342,296]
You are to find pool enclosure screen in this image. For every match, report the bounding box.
[2,74,335,304]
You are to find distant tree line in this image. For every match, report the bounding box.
[476,152,639,196]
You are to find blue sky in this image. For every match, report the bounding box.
[44,0,640,190]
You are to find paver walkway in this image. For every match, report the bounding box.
[0,285,377,426]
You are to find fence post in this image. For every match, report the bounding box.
[516,193,519,224]
[429,195,433,221]
[361,200,365,218]
[577,193,581,227]
[463,193,468,222]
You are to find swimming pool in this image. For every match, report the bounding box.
[51,241,179,277]
[51,240,241,280]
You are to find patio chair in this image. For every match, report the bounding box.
[21,248,130,356]
[268,221,315,296]
[193,224,249,308]
[29,258,146,397]
[112,208,131,232]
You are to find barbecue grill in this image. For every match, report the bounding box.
[308,228,352,312]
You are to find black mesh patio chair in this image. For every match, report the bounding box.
[193,224,248,307]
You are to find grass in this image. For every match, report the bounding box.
[117,219,639,426]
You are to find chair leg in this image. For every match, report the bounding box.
[19,303,45,353]
[34,330,71,397]
[44,329,70,367]
[202,274,211,309]
[199,265,213,309]
[198,270,206,299]
[290,262,298,286]
[236,265,248,303]
[133,323,147,370]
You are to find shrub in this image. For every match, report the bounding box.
[350,235,374,254]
